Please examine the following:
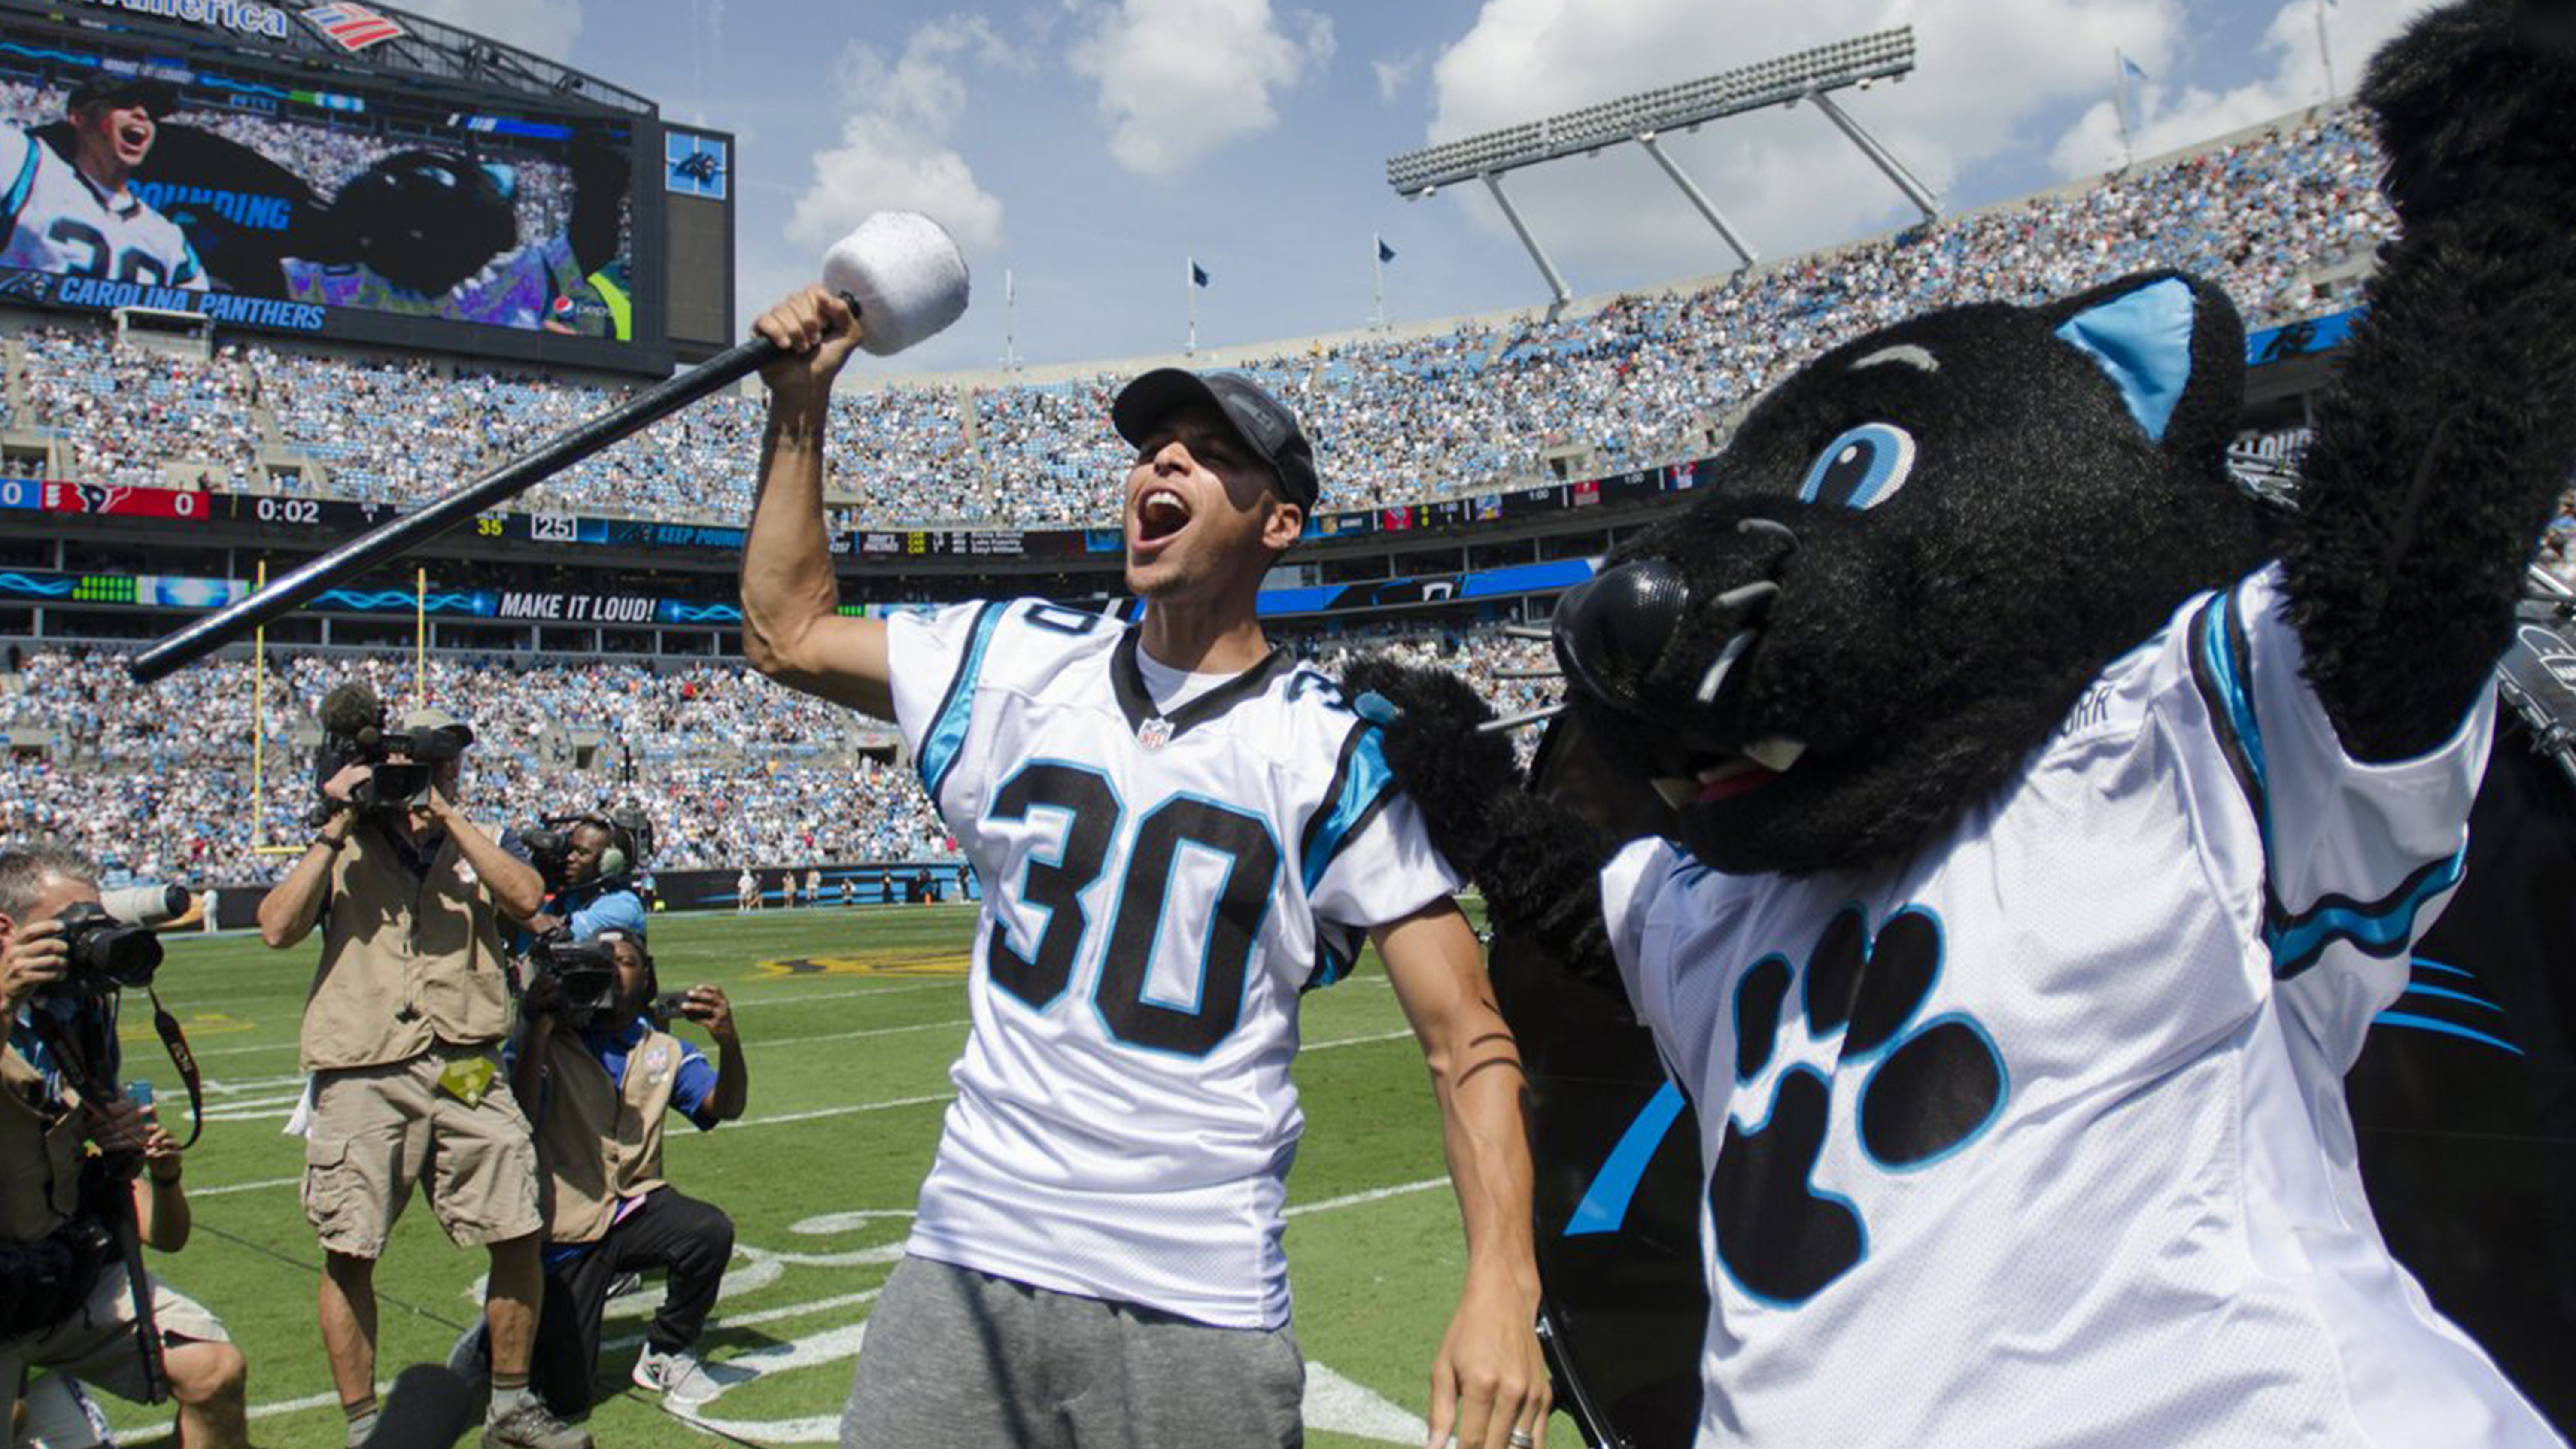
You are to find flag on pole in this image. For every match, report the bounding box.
[1191,261,1211,288]
[1377,237,1397,264]
[2120,53,2148,80]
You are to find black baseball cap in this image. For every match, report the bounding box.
[1112,369,1320,512]
[67,73,182,118]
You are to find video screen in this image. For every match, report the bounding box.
[0,36,636,340]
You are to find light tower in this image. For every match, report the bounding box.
[1386,28,1938,307]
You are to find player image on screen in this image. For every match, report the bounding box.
[0,44,638,341]
[0,73,205,290]
[279,137,632,336]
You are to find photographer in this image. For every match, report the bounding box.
[254,702,589,1449]
[501,928,746,1414]
[521,814,647,944]
[1,845,247,1449]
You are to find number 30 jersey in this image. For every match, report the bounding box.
[885,599,1462,1328]
[0,126,205,290]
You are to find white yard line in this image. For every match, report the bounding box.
[1285,1177,1448,1217]
[733,1091,958,1131]
[757,1018,971,1049]
[191,1174,303,1197]
[1303,1027,1414,1052]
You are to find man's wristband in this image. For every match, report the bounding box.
[310,832,347,853]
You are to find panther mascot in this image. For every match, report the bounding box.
[1347,0,2576,1442]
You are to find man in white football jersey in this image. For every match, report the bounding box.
[0,75,205,290]
[742,287,1551,1449]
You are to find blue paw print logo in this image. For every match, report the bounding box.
[1711,904,2007,1306]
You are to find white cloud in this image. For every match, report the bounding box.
[2051,0,2417,174]
[394,0,583,61]
[785,17,1010,261]
[1374,52,1421,102]
[1069,0,1335,178]
[1421,0,2182,287]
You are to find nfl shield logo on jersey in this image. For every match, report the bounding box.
[1137,717,1173,751]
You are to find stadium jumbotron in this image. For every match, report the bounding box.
[5,1,2575,1447]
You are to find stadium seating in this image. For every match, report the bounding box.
[0,629,1558,886]
[2,108,2389,528]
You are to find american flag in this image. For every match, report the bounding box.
[301,3,407,52]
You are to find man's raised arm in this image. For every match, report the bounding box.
[739,286,894,720]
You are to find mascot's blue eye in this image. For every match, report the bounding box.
[1797,424,1918,511]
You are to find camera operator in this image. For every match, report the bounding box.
[255,703,591,1449]
[497,927,746,1414]
[0,845,248,1449]
[521,814,647,944]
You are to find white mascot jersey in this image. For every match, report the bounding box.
[1603,565,2562,1446]
[887,598,1459,1329]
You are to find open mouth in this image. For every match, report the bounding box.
[118,123,151,152]
[1650,736,1808,808]
[1132,486,1193,549]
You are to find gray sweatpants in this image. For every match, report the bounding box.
[840,1254,1305,1449]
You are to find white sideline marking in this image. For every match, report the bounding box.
[1285,1177,1447,1217]
[1304,1027,1414,1052]
[735,1091,957,1131]
[192,1174,302,1197]
[758,1017,971,1049]
[1306,1361,1432,1445]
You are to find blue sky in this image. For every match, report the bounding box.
[403,0,2418,373]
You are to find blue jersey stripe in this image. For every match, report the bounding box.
[1300,724,1395,896]
[2266,847,2467,975]
[2200,592,2268,799]
[1564,1081,1688,1236]
[0,136,41,236]
[918,602,1008,803]
[2372,1010,2524,1057]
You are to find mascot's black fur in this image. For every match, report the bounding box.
[1346,0,2576,1435]
[1352,0,2576,976]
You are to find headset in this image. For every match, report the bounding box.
[534,807,654,885]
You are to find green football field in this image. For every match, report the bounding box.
[85,902,1582,1448]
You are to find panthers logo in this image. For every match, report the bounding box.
[1713,904,2007,1306]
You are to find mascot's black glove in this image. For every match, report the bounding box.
[1341,655,1626,988]
[1340,656,1523,877]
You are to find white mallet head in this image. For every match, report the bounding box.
[822,211,971,357]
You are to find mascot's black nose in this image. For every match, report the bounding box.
[1553,559,1690,710]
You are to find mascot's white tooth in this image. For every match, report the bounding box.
[1744,738,1807,772]
[1651,778,1694,809]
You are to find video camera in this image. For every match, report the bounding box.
[528,931,620,1030]
[315,682,464,813]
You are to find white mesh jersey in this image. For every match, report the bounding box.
[886,598,1462,1328]
[1603,565,2560,1446]
[0,127,204,289]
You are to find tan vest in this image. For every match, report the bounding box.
[300,826,514,1072]
[0,1046,88,1244]
[535,1026,683,1245]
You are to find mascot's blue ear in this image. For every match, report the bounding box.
[2042,270,2242,456]
[2053,275,2198,442]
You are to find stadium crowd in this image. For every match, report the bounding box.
[0,626,1562,885]
[2,106,2388,527]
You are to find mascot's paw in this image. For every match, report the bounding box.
[1340,656,1522,872]
[2365,0,2576,226]
[1710,904,2008,1306]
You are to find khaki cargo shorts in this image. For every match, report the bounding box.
[0,1259,229,1413]
[303,1043,541,1259]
